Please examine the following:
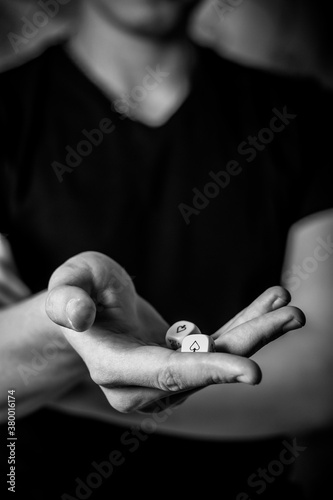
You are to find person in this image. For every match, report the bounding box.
[0,1,332,498]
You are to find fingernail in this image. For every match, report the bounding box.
[271,296,289,310]
[237,371,262,385]
[66,299,95,331]
[236,374,253,384]
[282,316,305,333]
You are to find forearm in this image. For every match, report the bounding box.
[179,334,332,439]
[159,290,333,439]
[49,330,332,439]
[50,298,333,440]
[0,291,87,422]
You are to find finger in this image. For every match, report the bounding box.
[213,286,291,338]
[91,340,262,392]
[46,251,135,331]
[46,285,97,332]
[214,305,306,357]
[48,252,135,307]
[64,329,262,412]
[99,356,261,413]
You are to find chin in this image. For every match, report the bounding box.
[93,0,201,38]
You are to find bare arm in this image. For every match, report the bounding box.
[0,237,306,431]
[0,240,278,425]
[50,210,333,439]
[148,209,333,439]
[0,291,88,422]
[0,237,87,422]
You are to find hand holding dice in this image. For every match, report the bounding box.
[46,251,306,414]
[166,321,215,352]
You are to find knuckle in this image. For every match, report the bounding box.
[158,364,184,392]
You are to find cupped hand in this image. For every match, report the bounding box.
[45,252,305,413]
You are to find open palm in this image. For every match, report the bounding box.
[45,252,305,413]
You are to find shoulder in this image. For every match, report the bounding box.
[0,41,69,156]
[194,41,330,115]
[0,41,64,80]
[0,41,66,117]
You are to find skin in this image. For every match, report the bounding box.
[65,0,202,126]
[0,241,304,420]
[45,251,305,413]
[85,0,202,38]
[1,2,333,462]
[53,0,333,442]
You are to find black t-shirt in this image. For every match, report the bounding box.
[0,40,332,499]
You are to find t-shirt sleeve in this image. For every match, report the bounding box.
[292,79,333,223]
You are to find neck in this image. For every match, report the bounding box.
[68,1,194,96]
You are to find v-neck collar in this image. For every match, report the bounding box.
[57,38,204,131]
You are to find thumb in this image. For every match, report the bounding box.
[45,251,134,332]
[45,284,97,332]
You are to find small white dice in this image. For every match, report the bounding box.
[181,334,215,353]
[165,321,201,350]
